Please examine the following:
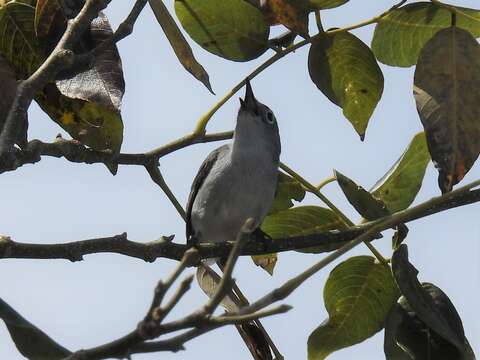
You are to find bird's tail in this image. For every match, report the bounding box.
[196,263,279,360]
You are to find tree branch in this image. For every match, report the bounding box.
[2,183,479,262]
[62,226,289,360]
[0,0,110,158]
[0,131,233,174]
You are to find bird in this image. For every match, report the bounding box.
[185,79,281,360]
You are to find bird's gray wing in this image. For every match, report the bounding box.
[186,145,229,244]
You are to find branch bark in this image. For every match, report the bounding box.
[2,184,479,262]
[0,0,110,157]
[0,132,233,174]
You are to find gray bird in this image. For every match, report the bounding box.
[186,80,280,246]
[185,79,281,360]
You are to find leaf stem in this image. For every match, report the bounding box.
[192,0,409,135]
[279,162,388,265]
[316,176,336,191]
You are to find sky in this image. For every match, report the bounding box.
[1,1,479,359]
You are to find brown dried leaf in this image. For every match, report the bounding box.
[414,26,480,193]
[262,0,309,37]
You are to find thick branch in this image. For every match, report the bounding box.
[0,132,233,174]
[2,185,479,262]
[0,0,109,157]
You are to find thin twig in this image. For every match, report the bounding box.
[204,218,254,314]
[0,0,109,156]
[239,180,480,316]
[145,163,187,221]
[2,184,480,262]
[280,163,389,265]
[0,132,233,174]
[192,0,409,135]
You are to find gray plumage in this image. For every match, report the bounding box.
[186,80,281,245]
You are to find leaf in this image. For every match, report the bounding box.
[391,244,474,357]
[371,132,430,213]
[0,0,44,78]
[0,298,71,360]
[148,0,213,93]
[261,205,347,253]
[174,0,270,62]
[35,84,123,173]
[335,170,390,220]
[308,256,398,360]
[0,54,18,137]
[196,265,241,312]
[308,0,348,10]
[56,13,125,112]
[261,0,309,37]
[308,32,384,138]
[372,2,480,67]
[251,253,277,275]
[34,0,65,48]
[385,295,475,360]
[269,172,306,214]
[414,26,480,193]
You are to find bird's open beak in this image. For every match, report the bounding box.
[239,78,258,111]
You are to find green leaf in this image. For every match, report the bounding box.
[308,0,348,10]
[372,2,480,67]
[149,0,213,93]
[0,298,71,360]
[35,84,123,174]
[308,256,398,360]
[174,0,269,62]
[414,26,480,193]
[390,245,475,359]
[269,172,306,214]
[335,170,389,220]
[308,32,384,138]
[0,0,44,78]
[371,132,430,213]
[261,205,347,253]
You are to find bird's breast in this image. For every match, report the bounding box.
[191,152,278,243]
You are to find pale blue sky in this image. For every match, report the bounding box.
[1,1,479,359]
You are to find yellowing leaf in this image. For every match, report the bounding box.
[308,32,384,138]
[149,0,213,93]
[36,84,123,173]
[372,3,480,67]
[251,253,277,275]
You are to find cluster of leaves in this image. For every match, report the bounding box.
[0,0,125,173]
[1,0,480,359]
[171,0,480,194]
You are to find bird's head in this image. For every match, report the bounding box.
[235,79,281,160]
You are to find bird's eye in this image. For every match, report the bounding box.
[265,111,275,124]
